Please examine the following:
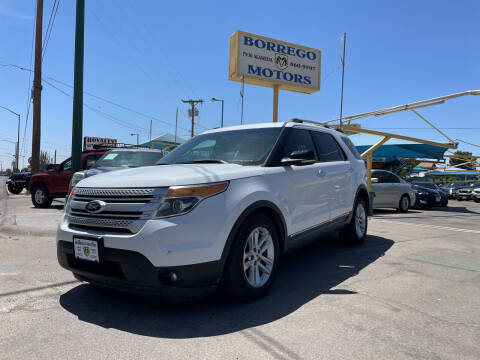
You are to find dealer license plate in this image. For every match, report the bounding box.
[74,237,100,262]
[435,196,441,202]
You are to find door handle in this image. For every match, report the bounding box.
[317,169,326,177]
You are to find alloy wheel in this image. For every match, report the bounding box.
[355,202,367,238]
[243,227,275,288]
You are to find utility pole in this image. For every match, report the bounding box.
[54,149,56,164]
[71,0,85,175]
[149,119,152,145]
[339,32,346,127]
[32,0,43,174]
[182,99,203,138]
[175,107,178,144]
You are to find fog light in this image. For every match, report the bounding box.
[168,272,178,283]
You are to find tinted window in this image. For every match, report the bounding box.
[275,128,318,163]
[387,173,400,183]
[62,159,71,171]
[341,136,362,160]
[372,171,389,183]
[311,131,345,162]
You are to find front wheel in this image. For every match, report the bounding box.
[31,184,53,208]
[340,197,368,245]
[221,213,280,301]
[7,183,23,194]
[475,198,480,203]
[397,195,410,213]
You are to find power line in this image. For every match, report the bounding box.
[1,62,208,132]
[42,0,60,61]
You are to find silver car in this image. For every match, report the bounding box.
[371,170,416,212]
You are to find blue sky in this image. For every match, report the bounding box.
[0,0,479,169]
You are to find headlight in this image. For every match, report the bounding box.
[64,187,75,213]
[154,182,228,218]
[417,191,427,195]
[70,171,86,188]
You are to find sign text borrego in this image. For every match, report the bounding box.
[229,31,321,94]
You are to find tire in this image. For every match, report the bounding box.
[339,197,368,245]
[397,195,410,213]
[221,213,280,301]
[475,199,480,203]
[31,184,53,208]
[7,184,23,194]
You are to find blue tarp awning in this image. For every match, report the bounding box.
[354,143,449,162]
[427,170,480,176]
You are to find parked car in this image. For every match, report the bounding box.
[413,185,444,209]
[57,119,369,301]
[473,187,480,203]
[6,171,31,194]
[6,164,54,194]
[455,181,480,201]
[411,181,448,206]
[69,148,166,192]
[441,182,468,199]
[371,170,416,212]
[29,150,107,208]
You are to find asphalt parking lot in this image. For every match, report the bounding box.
[1,177,479,360]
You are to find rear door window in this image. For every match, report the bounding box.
[311,131,346,162]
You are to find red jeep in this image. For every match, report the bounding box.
[29,150,106,208]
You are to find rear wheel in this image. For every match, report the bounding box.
[340,197,368,245]
[221,213,280,301]
[398,195,410,213]
[7,184,23,194]
[31,184,53,208]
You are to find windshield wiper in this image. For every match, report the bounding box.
[178,159,229,164]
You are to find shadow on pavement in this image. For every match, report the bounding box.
[59,234,393,339]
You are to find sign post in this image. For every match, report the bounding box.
[229,31,321,122]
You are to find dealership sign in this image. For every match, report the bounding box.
[229,31,321,94]
[83,137,117,150]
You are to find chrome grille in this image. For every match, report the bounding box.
[67,187,167,233]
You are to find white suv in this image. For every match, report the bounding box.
[57,120,369,301]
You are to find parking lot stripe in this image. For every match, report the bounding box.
[371,219,480,234]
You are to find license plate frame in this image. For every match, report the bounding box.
[435,196,441,202]
[73,236,103,263]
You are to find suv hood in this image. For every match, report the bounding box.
[76,163,265,188]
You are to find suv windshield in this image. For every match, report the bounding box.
[160,128,281,166]
[95,150,164,168]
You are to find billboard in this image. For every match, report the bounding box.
[83,137,117,150]
[229,31,321,94]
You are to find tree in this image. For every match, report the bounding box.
[449,151,474,170]
[40,150,50,164]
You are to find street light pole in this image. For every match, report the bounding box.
[130,133,139,145]
[211,98,224,128]
[0,105,21,171]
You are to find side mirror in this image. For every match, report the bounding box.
[54,164,62,172]
[371,177,379,184]
[280,150,316,166]
[85,159,96,169]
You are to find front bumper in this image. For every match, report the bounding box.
[57,240,220,298]
[456,194,472,200]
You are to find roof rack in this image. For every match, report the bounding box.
[288,118,344,133]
